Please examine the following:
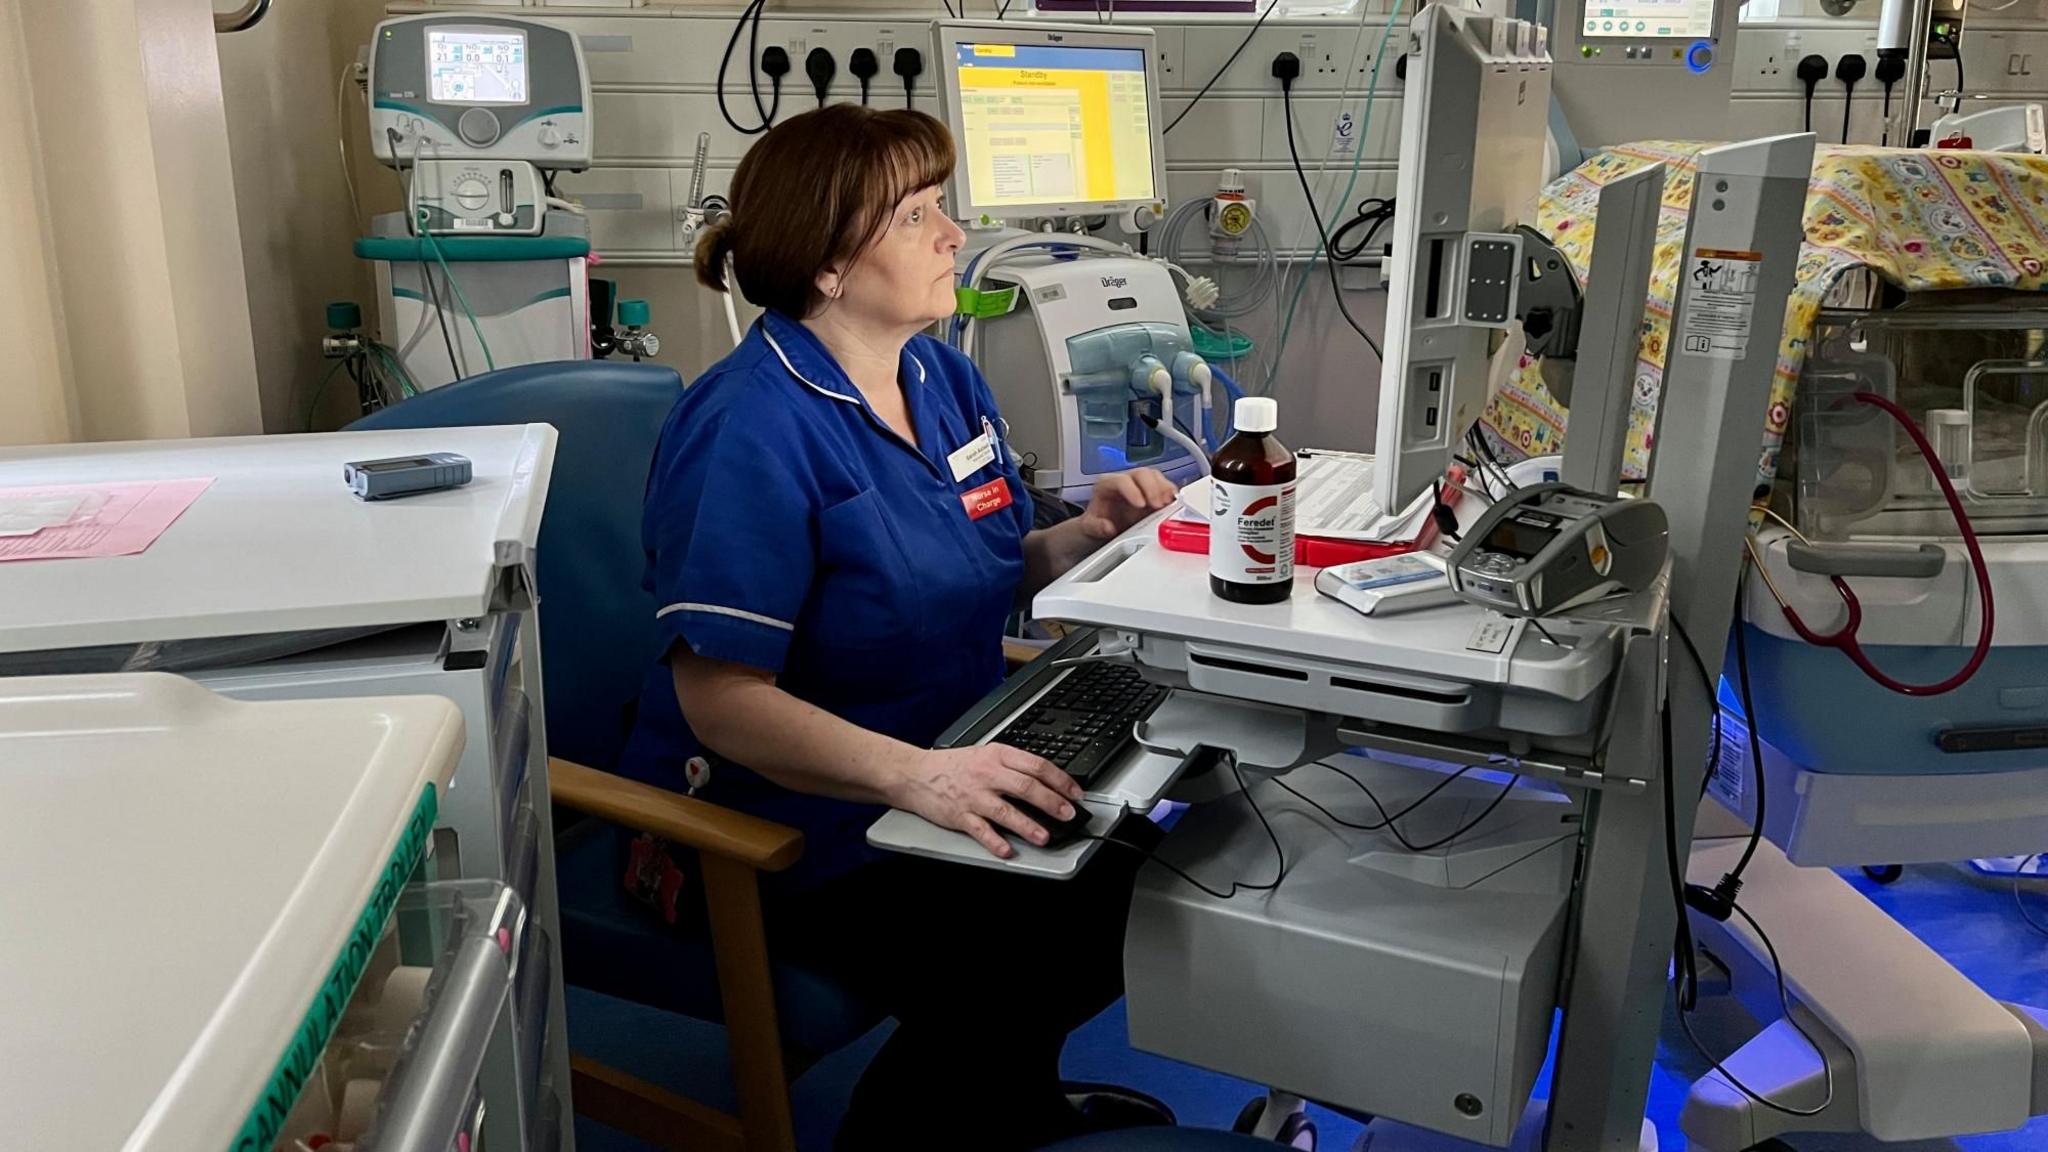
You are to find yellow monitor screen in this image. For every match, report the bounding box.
[952,41,1157,212]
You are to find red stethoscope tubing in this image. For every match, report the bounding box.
[1763,391,1994,697]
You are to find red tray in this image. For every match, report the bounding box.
[1157,468,1463,568]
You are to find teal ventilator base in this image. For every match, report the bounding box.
[359,211,593,392]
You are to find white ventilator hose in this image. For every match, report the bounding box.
[1171,352,1213,446]
[1154,372,1211,477]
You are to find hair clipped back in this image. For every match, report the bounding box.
[691,104,955,318]
[694,217,737,293]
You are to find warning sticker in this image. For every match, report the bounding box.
[1677,247,1762,361]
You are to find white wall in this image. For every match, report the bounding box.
[391,0,2048,449]
[503,4,1414,448]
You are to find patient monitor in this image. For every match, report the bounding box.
[1376,4,1663,514]
[1549,0,1737,145]
[937,21,1205,503]
[368,14,593,171]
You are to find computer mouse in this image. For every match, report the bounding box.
[1005,798,1094,849]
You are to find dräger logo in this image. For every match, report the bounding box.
[1048,32,1065,41]
[1100,276,1128,289]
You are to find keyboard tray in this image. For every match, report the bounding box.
[868,630,1209,879]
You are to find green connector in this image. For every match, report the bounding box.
[955,284,1019,319]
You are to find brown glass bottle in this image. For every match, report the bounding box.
[1208,397,1298,604]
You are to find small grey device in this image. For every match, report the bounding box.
[1447,483,1668,617]
[345,452,473,500]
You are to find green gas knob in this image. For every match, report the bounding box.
[619,299,652,327]
[326,301,363,330]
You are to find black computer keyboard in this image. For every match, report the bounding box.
[987,659,1168,787]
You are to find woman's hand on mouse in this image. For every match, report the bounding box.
[893,744,1086,859]
[1078,468,1179,542]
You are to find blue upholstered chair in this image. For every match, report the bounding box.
[351,360,886,1151]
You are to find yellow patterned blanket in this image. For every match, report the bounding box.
[1481,142,2048,491]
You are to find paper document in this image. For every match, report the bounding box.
[0,493,90,537]
[1178,449,1434,542]
[0,479,213,562]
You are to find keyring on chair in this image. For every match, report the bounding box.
[1743,391,1994,698]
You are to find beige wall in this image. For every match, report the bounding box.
[0,0,76,445]
[2,0,264,445]
[204,0,1381,449]
[217,0,392,432]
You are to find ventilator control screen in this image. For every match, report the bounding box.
[953,42,1157,210]
[429,29,529,104]
[1582,0,1714,38]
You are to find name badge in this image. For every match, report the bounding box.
[947,432,997,483]
[962,476,1014,521]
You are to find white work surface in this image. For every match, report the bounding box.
[0,424,554,654]
[0,673,463,1152]
[1035,509,1619,700]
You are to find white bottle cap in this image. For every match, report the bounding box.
[1234,396,1278,434]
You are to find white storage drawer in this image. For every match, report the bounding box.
[270,882,525,1152]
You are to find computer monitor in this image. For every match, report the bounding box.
[1373,5,1556,515]
[933,21,1168,222]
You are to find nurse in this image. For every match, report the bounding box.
[618,104,1178,1150]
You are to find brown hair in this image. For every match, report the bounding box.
[695,105,955,319]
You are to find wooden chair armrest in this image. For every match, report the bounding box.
[1003,638,1048,671]
[549,757,804,873]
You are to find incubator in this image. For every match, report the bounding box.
[1737,291,2048,815]
[1695,286,2048,906]
[1792,294,2048,540]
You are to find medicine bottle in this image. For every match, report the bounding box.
[1209,397,1297,604]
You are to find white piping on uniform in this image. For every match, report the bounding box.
[656,602,796,631]
[762,328,860,406]
[910,353,927,384]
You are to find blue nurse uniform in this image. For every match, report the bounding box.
[616,309,1036,888]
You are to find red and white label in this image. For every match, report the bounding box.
[1209,478,1297,585]
[962,476,1014,521]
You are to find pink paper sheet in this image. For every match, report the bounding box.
[0,479,214,562]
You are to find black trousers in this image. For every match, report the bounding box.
[768,820,1160,1152]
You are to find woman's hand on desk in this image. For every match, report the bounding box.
[1079,469,1178,542]
[891,744,1086,859]
[1021,469,1179,596]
